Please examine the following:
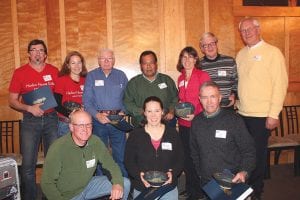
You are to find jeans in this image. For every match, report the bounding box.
[57,120,70,137]
[72,176,131,200]
[133,187,178,200]
[21,112,58,200]
[92,118,128,177]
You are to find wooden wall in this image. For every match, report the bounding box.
[0,0,300,121]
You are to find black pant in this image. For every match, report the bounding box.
[241,116,270,199]
[179,125,202,199]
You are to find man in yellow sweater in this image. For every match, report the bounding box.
[236,17,288,200]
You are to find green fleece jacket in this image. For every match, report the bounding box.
[124,73,178,127]
[41,134,123,200]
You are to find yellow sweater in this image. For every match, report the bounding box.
[236,41,288,119]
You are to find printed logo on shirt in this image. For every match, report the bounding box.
[215,130,227,139]
[86,159,96,168]
[43,75,52,81]
[218,70,227,77]
[80,85,84,91]
[158,83,168,89]
[178,80,185,88]
[95,80,104,86]
[161,142,172,151]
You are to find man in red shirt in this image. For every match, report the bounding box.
[8,39,59,200]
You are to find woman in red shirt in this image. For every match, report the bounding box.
[54,51,87,136]
[176,46,210,199]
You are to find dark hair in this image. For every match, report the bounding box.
[27,39,48,55]
[142,96,165,125]
[176,46,200,72]
[139,50,158,64]
[59,51,87,77]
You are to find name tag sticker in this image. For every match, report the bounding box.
[95,80,104,86]
[215,130,227,139]
[158,83,167,89]
[86,159,96,168]
[253,55,262,61]
[43,75,52,81]
[179,80,184,88]
[218,70,227,77]
[161,142,172,150]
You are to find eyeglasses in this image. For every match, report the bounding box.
[201,42,217,49]
[72,123,93,129]
[99,57,114,62]
[29,48,45,54]
[240,26,257,35]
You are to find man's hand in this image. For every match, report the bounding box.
[96,112,110,124]
[163,171,173,185]
[110,184,123,200]
[232,171,248,183]
[27,103,44,117]
[266,117,279,130]
[225,94,235,107]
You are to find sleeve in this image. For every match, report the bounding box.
[166,77,179,111]
[41,144,67,200]
[123,78,143,117]
[96,138,124,187]
[124,131,141,180]
[54,93,71,117]
[170,129,184,177]
[233,115,256,175]
[121,72,128,112]
[268,49,288,119]
[231,59,238,97]
[190,120,201,176]
[82,72,98,118]
[9,69,22,93]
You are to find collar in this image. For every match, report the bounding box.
[203,54,220,62]
[143,72,158,83]
[247,40,264,49]
[203,108,221,118]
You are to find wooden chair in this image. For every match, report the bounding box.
[0,120,45,166]
[266,105,300,179]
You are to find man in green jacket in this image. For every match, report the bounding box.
[41,110,130,200]
[124,50,178,127]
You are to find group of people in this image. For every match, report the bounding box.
[8,17,288,200]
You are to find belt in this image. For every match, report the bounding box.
[59,116,70,123]
[98,110,121,115]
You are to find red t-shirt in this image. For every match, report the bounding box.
[9,63,58,94]
[177,67,210,127]
[54,75,85,105]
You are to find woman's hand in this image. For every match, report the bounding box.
[140,172,151,188]
[181,114,195,121]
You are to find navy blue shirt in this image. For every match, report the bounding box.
[83,67,128,118]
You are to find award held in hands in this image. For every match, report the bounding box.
[22,85,57,111]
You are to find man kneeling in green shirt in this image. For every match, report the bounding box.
[41,110,130,200]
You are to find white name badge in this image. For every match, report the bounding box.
[161,142,172,151]
[43,75,52,81]
[215,130,227,139]
[178,80,184,88]
[86,158,96,168]
[218,70,227,77]
[253,55,262,61]
[158,83,167,89]
[80,85,84,91]
[95,80,104,86]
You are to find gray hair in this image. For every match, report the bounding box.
[200,32,218,46]
[238,17,260,30]
[98,48,114,58]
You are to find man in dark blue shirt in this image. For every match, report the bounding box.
[83,48,128,176]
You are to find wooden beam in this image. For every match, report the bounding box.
[11,0,20,68]
[59,0,66,62]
